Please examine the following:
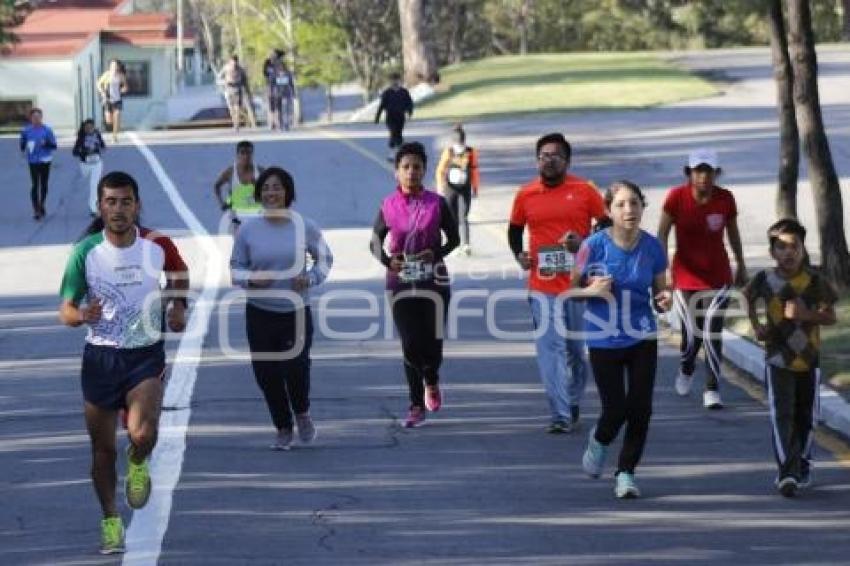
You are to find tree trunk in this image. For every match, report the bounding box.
[447,3,467,65]
[398,0,439,85]
[767,0,799,220]
[844,0,850,41]
[231,0,243,61]
[787,0,850,290]
[518,0,531,55]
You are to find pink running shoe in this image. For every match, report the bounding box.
[424,384,442,412]
[404,405,426,428]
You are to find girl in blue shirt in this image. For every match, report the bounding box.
[571,180,672,499]
[19,108,57,220]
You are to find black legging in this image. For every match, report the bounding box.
[589,340,657,475]
[245,304,313,431]
[445,186,471,247]
[387,117,405,149]
[391,289,449,408]
[29,162,50,212]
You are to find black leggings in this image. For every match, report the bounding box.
[445,186,471,247]
[391,290,449,408]
[29,162,50,211]
[674,288,731,390]
[589,340,657,475]
[387,117,405,149]
[246,304,313,431]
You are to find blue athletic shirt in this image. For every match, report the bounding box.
[576,229,667,349]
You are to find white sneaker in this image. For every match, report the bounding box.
[703,390,723,409]
[461,244,472,256]
[674,371,693,396]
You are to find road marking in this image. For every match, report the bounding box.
[317,128,394,173]
[122,132,222,565]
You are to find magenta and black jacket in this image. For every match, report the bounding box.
[370,186,459,292]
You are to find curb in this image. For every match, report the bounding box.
[722,330,850,441]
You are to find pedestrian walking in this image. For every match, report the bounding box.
[230,167,333,451]
[508,132,607,433]
[658,149,747,409]
[573,180,671,499]
[370,142,459,428]
[96,59,128,143]
[375,73,414,161]
[742,218,837,497]
[264,49,296,131]
[19,107,57,220]
[435,123,480,255]
[219,55,254,132]
[58,171,190,554]
[72,119,107,217]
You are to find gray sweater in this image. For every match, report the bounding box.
[230,212,333,313]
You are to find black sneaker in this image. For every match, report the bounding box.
[800,465,812,489]
[546,421,569,434]
[777,476,799,498]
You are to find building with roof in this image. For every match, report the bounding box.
[0,0,199,131]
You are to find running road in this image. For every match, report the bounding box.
[2,51,850,564]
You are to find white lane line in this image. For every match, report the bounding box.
[123,132,221,565]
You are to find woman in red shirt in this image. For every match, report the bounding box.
[658,149,747,410]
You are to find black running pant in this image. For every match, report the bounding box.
[246,304,313,431]
[387,117,405,149]
[445,186,472,247]
[674,288,731,390]
[29,162,50,211]
[766,365,817,481]
[391,290,448,408]
[589,340,657,475]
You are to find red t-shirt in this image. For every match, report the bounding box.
[663,183,737,290]
[509,174,606,294]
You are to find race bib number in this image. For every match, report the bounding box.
[447,166,468,186]
[399,260,433,283]
[537,245,573,276]
[114,265,144,287]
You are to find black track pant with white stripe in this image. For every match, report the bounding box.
[766,365,818,481]
[673,287,731,391]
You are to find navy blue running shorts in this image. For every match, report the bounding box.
[81,341,165,410]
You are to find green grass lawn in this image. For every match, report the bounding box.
[416,52,717,120]
[727,295,850,393]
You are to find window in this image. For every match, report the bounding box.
[0,99,33,129]
[123,61,151,97]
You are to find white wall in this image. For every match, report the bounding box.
[72,36,103,127]
[102,44,175,129]
[0,59,75,129]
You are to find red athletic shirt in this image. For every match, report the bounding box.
[663,183,737,290]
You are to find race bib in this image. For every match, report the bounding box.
[26,141,35,154]
[85,154,101,164]
[275,75,290,86]
[399,260,433,283]
[537,245,573,276]
[114,265,144,287]
[447,166,468,186]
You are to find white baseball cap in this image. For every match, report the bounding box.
[687,148,719,169]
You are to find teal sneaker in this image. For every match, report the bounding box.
[100,516,125,555]
[582,428,607,478]
[125,447,152,509]
[615,472,640,499]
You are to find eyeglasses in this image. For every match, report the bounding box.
[537,152,565,162]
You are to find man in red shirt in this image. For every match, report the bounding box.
[508,133,607,433]
[658,149,747,410]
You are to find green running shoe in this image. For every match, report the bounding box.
[100,516,125,555]
[126,447,152,509]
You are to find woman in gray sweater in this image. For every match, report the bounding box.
[230,167,333,450]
